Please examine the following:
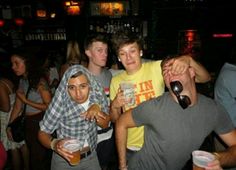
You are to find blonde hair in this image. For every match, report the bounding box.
[66,41,81,64]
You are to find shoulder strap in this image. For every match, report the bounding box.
[21,86,31,117]
[0,79,13,94]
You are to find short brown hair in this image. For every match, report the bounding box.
[111,31,143,55]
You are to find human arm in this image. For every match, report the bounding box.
[167,55,211,83]
[214,73,236,126]
[82,103,110,128]
[212,130,236,168]
[115,109,137,170]
[0,82,11,112]
[38,130,73,162]
[17,80,52,111]
[84,81,112,128]
[6,92,23,140]
[110,79,124,122]
[110,88,128,122]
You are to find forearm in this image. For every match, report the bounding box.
[25,99,49,111]
[0,87,10,112]
[110,105,122,122]
[0,95,10,112]
[216,145,236,167]
[189,56,211,83]
[115,122,128,169]
[8,100,22,123]
[38,130,53,149]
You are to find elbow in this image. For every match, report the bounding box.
[205,74,212,83]
[205,73,212,83]
[196,73,212,83]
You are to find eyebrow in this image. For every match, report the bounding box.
[68,82,89,86]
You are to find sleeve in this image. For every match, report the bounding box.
[214,101,235,135]
[214,73,236,126]
[132,98,157,127]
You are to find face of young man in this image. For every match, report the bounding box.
[11,55,26,77]
[118,42,142,74]
[67,74,90,104]
[86,41,108,67]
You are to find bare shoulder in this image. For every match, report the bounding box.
[38,78,50,91]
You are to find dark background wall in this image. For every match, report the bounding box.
[1,0,235,73]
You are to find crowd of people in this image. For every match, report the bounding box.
[0,31,236,170]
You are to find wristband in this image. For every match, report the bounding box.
[50,138,59,150]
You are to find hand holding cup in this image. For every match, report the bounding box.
[120,82,135,107]
[192,150,219,170]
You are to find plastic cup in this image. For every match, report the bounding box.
[120,82,135,107]
[192,150,215,170]
[63,139,81,166]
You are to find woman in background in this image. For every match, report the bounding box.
[7,47,52,170]
[0,53,29,170]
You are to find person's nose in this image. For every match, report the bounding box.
[126,52,132,60]
[75,87,82,97]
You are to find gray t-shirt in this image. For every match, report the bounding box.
[130,92,234,170]
[94,68,113,143]
[95,68,112,99]
[19,79,43,113]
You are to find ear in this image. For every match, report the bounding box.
[189,67,196,78]
[118,58,121,62]
[85,50,91,58]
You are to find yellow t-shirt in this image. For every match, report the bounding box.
[110,60,165,149]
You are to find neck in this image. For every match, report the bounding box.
[87,63,102,76]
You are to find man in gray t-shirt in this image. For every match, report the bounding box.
[116,56,236,170]
[84,33,115,170]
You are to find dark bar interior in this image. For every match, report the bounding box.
[0,0,235,74]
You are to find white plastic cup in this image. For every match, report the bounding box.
[192,150,215,170]
[63,139,81,166]
[120,82,135,107]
